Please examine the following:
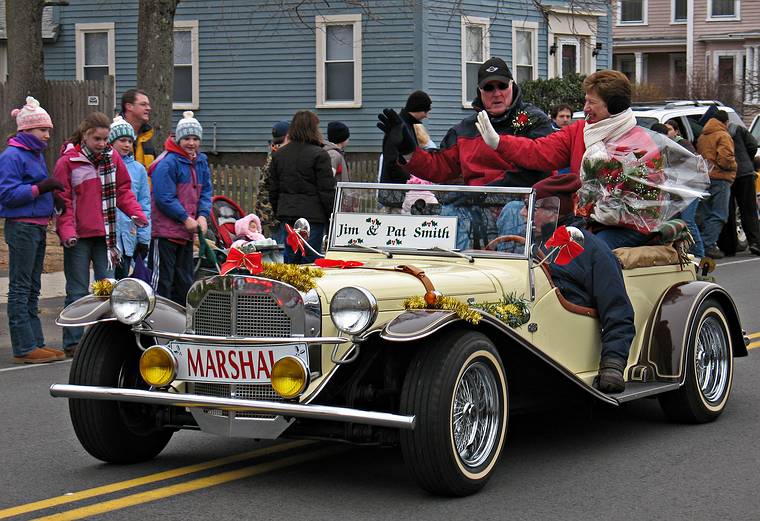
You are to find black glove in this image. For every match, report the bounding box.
[134,243,150,261]
[35,177,64,194]
[377,108,417,156]
[53,194,66,215]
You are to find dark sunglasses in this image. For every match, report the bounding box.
[481,81,510,92]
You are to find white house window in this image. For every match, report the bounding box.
[75,23,115,81]
[461,16,490,107]
[173,20,199,110]
[618,0,647,24]
[708,0,739,19]
[316,14,362,108]
[512,22,538,83]
[672,0,687,22]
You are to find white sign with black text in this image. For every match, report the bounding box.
[333,213,458,250]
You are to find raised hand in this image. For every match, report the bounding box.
[376,108,417,156]
[476,110,500,150]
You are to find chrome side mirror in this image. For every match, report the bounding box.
[294,218,311,240]
[566,226,585,247]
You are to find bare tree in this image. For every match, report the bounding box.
[4,0,47,137]
[137,0,179,151]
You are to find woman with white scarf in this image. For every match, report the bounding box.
[476,70,655,250]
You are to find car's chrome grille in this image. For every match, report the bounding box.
[193,292,232,336]
[235,294,291,337]
[192,382,283,419]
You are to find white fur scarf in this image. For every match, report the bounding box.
[582,108,637,151]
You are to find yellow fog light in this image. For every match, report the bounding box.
[139,346,177,387]
[271,356,308,399]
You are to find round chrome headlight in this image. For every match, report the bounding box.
[330,286,377,335]
[111,278,155,325]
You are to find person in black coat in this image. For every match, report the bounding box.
[718,123,760,256]
[528,174,635,394]
[268,110,335,263]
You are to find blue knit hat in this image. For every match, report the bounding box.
[176,111,203,141]
[109,115,136,143]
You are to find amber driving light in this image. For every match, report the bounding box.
[271,356,309,399]
[139,346,177,387]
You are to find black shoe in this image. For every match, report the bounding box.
[594,357,626,394]
[705,246,724,259]
[750,243,760,256]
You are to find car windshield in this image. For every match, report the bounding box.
[329,183,559,259]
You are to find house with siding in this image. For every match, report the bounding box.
[612,0,760,117]
[2,0,611,159]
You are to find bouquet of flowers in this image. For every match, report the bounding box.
[578,128,709,234]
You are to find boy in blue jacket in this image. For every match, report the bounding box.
[149,111,212,305]
[109,116,152,279]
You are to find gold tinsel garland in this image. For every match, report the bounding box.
[90,278,114,297]
[258,263,324,292]
[403,295,482,324]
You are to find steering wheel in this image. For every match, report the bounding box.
[485,235,526,251]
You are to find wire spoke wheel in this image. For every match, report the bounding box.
[452,361,500,468]
[695,315,730,404]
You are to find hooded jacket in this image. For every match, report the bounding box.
[728,123,758,178]
[54,143,145,243]
[404,83,553,186]
[323,141,350,183]
[151,138,213,241]
[697,118,737,182]
[115,154,151,256]
[0,138,54,220]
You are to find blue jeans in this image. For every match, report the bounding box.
[283,222,325,264]
[699,179,731,249]
[63,237,113,349]
[4,220,46,356]
[680,199,705,257]
[594,227,649,250]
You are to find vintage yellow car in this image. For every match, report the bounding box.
[50,183,748,497]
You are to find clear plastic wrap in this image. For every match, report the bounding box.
[578,127,710,233]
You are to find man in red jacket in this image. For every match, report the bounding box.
[377,57,553,188]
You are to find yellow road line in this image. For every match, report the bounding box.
[29,446,343,521]
[748,341,760,350]
[748,331,760,340]
[0,440,312,519]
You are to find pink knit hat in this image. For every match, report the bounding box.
[234,214,265,241]
[12,96,53,131]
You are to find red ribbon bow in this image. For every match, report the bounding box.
[285,224,306,256]
[545,225,584,265]
[314,258,364,269]
[220,248,263,275]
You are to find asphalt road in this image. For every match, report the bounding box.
[1,255,759,520]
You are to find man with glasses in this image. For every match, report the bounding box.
[377,57,553,188]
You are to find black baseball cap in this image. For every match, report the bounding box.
[478,57,513,88]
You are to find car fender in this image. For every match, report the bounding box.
[641,281,747,381]
[380,309,619,405]
[57,293,186,334]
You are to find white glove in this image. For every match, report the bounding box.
[476,110,500,150]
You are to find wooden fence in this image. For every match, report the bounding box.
[210,158,380,211]
[0,76,115,172]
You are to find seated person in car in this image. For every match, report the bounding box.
[526,174,635,393]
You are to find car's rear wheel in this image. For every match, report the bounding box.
[69,323,174,463]
[658,298,733,423]
[400,329,507,496]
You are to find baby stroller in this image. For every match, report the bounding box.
[209,195,246,249]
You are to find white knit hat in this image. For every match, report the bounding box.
[175,111,202,141]
[11,96,53,131]
[109,115,136,143]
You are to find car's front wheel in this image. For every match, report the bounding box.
[400,329,508,496]
[658,298,733,423]
[69,323,174,463]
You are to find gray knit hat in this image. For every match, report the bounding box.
[175,110,203,141]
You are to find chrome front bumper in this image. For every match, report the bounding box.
[49,384,415,430]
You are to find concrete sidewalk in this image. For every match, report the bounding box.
[0,271,67,299]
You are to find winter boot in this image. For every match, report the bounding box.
[595,357,626,394]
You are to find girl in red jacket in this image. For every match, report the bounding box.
[54,111,147,355]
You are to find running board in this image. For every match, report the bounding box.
[613,381,680,404]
